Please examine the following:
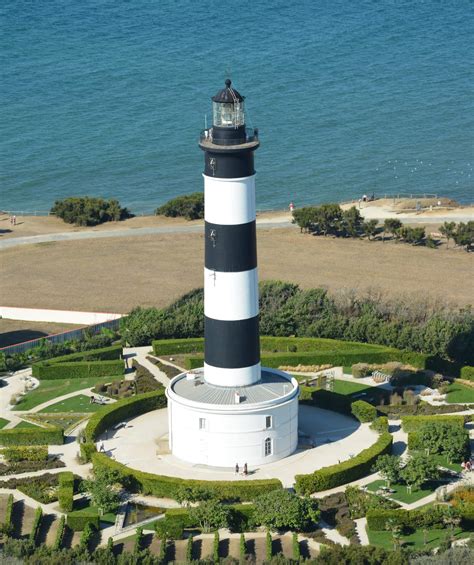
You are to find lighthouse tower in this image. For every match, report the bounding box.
[166,80,299,467]
[202,79,260,388]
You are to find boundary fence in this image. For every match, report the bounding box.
[0,318,122,355]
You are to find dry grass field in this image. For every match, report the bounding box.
[0,319,81,348]
[0,227,472,313]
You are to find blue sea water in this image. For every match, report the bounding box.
[1,0,473,214]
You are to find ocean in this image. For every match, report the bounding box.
[1,0,473,214]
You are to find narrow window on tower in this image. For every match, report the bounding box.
[265,416,272,429]
[264,437,272,456]
[199,418,206,430]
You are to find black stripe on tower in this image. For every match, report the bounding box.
[205,221,257,272]
[205,316,260,369]
[204,150,255,178]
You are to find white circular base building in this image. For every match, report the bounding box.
[166,367,299,467]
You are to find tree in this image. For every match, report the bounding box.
[342,206,363,238]
[253,489,319,531]
[174,485,213,506]
[400,452,440,491]
[417,421,470,463]
[385,518,403,551]
[383,219,402,241]
[363,219,379,240]
[439,222,457,249]
[81,468,121,515]
[372,455,401,487]
[453,221,474,251]
[188,499,230,533]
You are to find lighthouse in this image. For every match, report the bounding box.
[166,80,299,467]
[202,79,260,388]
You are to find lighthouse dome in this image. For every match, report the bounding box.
[211,79,245,103]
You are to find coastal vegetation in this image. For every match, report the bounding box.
[51,196,133,226]
[292,204,474,250]
[155,192,204,220]
[121,282,474,366]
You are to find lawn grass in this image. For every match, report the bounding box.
[446,381,474,404]
[0,418,9,429]
[332,380,371,396]
[430,453,462,473]
[70,498,116,525]
[25,414,87,432]
[14,420,40,429]
[12,377,113,411]
[367,526,467,550]
[365,479,439,504]
[38,394,103,414]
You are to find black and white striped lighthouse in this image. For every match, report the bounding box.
[199,80,261,387]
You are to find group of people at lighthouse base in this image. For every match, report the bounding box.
[235,462,248,476]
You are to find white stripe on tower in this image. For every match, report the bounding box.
[203,174,256,225]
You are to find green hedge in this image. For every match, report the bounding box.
[66,512,99,531]
[186,350,428,371]
[299,388,353,415]
[295,431,393,495]
[153,336,394,357]
[460,366,474,381]
[401,415,466,433]
[91,451,282,502]
[32,359,124,380]
[153,338,204,356]
[85,390,167,442]
[30,507,43,543]
[2,494,14,533]
[367,506,458,531]
[351,400,377,423]
[53,516,66,550]
[58,472,74,512]
[0,426,63,446]
[407,432,423,451]
[0,445,48,462]
[32,345,123,379]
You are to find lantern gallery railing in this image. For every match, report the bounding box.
[199,127,259,146]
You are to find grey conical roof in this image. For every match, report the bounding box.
[211,79,244,103]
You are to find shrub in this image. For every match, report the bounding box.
[253,489,320,532]
[240,533,247,561]
[29,507,43,544]
[213,530,220,563]
[292,532,300,560]
[134,526,144,553]
[461,366,474,381]
[79,522,95,550]
[370,417,389,433]
[0,445,48,462]
[66,511,99,531]
[401,415,466,432]
[156,192,204,220]
[51,196,132,226]
[155,516,185,540]
[351,400,377,423]
[295,432,393,495]
[352,363,372,378]
[53,516,66,550]
[1,494,14,535]
[266,531,272,561]
[158,536,167,562]
[155,192,204,220]
[0,426,63,446]
[58,472,74,512]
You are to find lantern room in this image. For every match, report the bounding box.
[212,79,245,128]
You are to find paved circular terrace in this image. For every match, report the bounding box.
[98,405,378,487]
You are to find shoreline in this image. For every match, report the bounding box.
[1,198,473,245]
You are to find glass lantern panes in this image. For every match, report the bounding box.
[213,101,245,127]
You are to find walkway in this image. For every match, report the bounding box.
[0,219,292,251]
[124,346,170,387]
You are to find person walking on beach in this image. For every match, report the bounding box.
[289,202,295,213]
[235,463,239,474]
[243,463,248,476]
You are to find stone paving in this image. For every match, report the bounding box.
[99,404,378,488]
